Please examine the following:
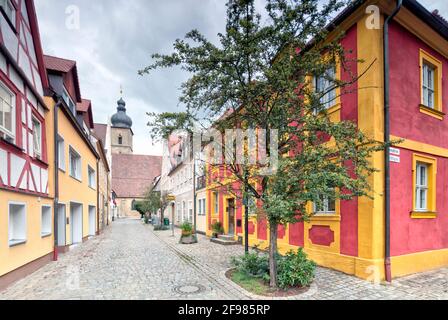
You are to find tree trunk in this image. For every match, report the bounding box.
[160,209,164,226]
[269,221,279,288]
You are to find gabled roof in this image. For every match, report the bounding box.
[76,98,94,129]
[112,154,162,198]
[44,54,82,102]
[93,123,108,146]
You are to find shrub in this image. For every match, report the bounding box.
[277,248,316,289]
[211,221,224,235]
[181,222,193,236]
[231,252,269,280]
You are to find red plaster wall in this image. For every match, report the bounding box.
[339,25,359,257]
[389,21,448,255]
[289,222,304,247]
[390,149,448,255]
[389,21,448,148]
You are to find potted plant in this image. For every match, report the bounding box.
[179,222,197,244]
[211,221,224,238]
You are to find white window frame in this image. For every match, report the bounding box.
[313,194,336,215]
[41,205,52,237]
[415,163,429,211]
[69,146,82,181]
[57,134,65,171]
[0,0,16,28]
[8,202,27,247]
[214,192,219,214]
[315,67,336,110]
[422,62,435,108]
[88,165,96,189]
[32,116,42,159]
[188,200,193,222]
[0,81,16,143]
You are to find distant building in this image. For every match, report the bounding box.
[106,98,162,218]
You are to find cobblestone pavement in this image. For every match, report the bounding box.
[1,218,447,300]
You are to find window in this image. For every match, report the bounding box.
[182,201,186,222]
[57,135,65,170]
[422,63,435,108]
[32,117,41,159]
[202,198,206,216]
[415,163,428,211]
[419,49,443,117]
[41,206,52,237]
[88,166,96,189]
[69,147,82,180]
[313,194,336,214]
[198,199,202,216]
[214,192,219,214]
[0,82,15,143]
[118,135,123,145]
[188,201,193,222]
[9,203,26,246]
[0,0,16,28]
[315,67,336,110]
[412,154,437,217]
[62,88,76,115]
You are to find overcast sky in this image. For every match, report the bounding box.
[34,0,448,156]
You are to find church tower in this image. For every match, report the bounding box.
[110,97,133,154]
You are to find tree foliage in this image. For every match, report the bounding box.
[140,0,386,287]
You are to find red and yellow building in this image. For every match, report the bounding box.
[206,0,448,281]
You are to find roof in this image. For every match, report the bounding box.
[76,99,94,129]
[44,55,76,73]
[44,54,82,102]
[326,0,448,41]
[93,123,108,145]
[112,154,162,198]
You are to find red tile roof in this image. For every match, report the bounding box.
[93,123,107,145]
[44,55,76,73]
[76,98,91,112]
[112,154,162,198]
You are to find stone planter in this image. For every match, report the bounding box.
[180,234,198,244]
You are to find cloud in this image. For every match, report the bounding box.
[35,0,448,156]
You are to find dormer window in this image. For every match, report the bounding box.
[62,87,76,115]
[0,0,16,28]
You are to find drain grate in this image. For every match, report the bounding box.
[173,284,206,295]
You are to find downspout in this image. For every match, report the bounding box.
[384,0,403,283]
[97,158,100,235]
[53,97,63,261]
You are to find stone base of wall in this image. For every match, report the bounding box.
[0,252,54,291]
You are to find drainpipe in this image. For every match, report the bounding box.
[53,97,63,261]
[384,0,403,283]
[96,159,100,235]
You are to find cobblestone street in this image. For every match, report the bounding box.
[1,218,447,300]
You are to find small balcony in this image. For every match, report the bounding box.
[196,175,206,190]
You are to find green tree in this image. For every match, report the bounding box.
[140,0,386,288]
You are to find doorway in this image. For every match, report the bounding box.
[57,204,66,247]
[70,203,83,244]
[89,206,96,236]
[227,198,236,236]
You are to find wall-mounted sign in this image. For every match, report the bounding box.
[390,147,400,156]
[390,155,400,163]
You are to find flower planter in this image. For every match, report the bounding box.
[180,234,198,244]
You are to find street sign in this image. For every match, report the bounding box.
[390,147,400,156]
[390,155,400,163]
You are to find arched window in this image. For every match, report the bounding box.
[118,135,123,145]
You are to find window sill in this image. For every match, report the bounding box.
[419,104,444,120]
[9,239,27,247]
[0,137,23,152]
[70,175,82,183]
[41,232,52,238]
[33,156,49,167]
[310,214,341,222]
[411,211,437,219]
